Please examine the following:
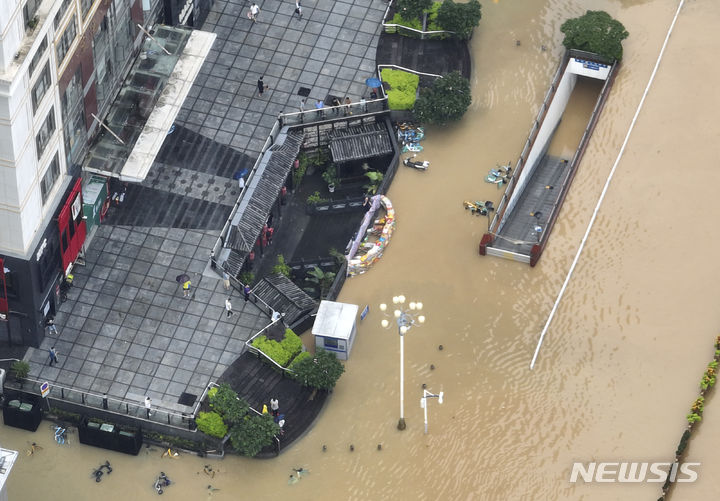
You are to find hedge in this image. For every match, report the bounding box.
[252,335,293,367]
[288,351,311,370]
[381,68,419,110]
[196,411,228,438]
[280,329,303,359]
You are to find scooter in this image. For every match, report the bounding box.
[403,154,429,171]
[401,141,423,153]
[154,472,171,494]
[398,128,425,143]
[485,172,509,187]
[463,200,494,216]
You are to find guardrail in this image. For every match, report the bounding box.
[244,319,296,375]
[279,98,388,127]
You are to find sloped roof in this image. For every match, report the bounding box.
[328,122,393,163]
[252,273,317,325]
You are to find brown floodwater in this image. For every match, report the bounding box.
[4,0,720,499]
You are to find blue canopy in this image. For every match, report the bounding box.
[365,77,382,88]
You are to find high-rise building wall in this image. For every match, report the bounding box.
[0,0,164,347]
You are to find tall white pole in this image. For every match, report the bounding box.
[398,328,406,430]
[423,392,428,434]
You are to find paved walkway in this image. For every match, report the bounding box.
[21,0,387,425]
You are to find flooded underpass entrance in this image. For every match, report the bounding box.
[5,1,720,500]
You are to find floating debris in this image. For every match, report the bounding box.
[349,444,354,452]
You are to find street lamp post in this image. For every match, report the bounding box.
[380,295,425,430]
[420,389,444,434]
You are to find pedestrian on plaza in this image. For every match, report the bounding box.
[45,316,58,336]
[249,2,260,22]
[300,98,306,112]
[257,76,268,96]
[270,397,279,417]
[48,346,59,366]
[315,99,324,118]
[360,96,367,112]
[144,396,152,418]
[225,297,234,318]
[103,393,109,410]
[244,284,252,302]
[370,89,378,99]
[344,96,352,116]
[183,278,191,298]
[223,271,231,291]
[238,175,246,191]
[294,0,303,19]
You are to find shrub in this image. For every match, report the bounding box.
[11,360,30,380]
[306,191,328,205]
[229,413,280,457]
[196,411,228,438]
[389,12,422,32]
[426,2,443,32]
[381,68,419,111]
[281,329,303,359]
[414,71,471,125]
[288,351,312,370]
[560,10,628,61]
[290,348,345,390]
[272,254,291,277]
[293,152,310,188]
[396,0,432,21]
[435,0,482,40]
[209,383,249,424]
[239,272,254,286]
[252,335,293,367]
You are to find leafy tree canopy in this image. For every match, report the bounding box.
[414,71,471,125]
[560,10,629,61]
[209,383,249,425]
[436,0,482,40]
[396,0,433,22]
[291,348,345,390]
[229,413,280,457]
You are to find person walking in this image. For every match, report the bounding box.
[225,297,234,318]
[344,96,352,116]
[183,278,191,298]
[266,227,274,245]
[244,284,251,302]
[300,98,306,112]
[294,0,303,19]
[257,76,266,96]
[48,346,59,366]
[223,271,231,291]
[238,175,246,191]
[315,99,324,118]
[144,396,152,418]
[270,397,279,417]
[249,2,260,22]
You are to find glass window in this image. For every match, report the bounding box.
[36,109,56,160]
[323,337,339,348]
[23,0,42,27]
[31,63,52,112]
[40,154,61,204]
[81,0,94,19]
[54,0,75,30]
[28,36,48,77]
[56,18,77,65]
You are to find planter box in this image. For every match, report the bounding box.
[2,391,43,431]
[78,416,143,455]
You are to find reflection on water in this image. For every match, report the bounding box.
[5,0,720,499]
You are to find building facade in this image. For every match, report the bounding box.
[0,0,165,347]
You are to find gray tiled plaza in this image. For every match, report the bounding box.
[21,0,386,420]
[26,225,269,414]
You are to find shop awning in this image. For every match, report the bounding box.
[83,26,216,182]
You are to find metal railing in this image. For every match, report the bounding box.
[279,98,388,127]
[7,376,202,430]
[381,0,455,39]
[244,319,296,376]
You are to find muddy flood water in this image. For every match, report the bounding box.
[4,0,720,499]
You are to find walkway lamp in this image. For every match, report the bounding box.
[420,389,444,434]
[380,295,425,430]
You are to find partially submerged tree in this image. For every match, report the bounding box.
[560,10,629,61]
[436,0,482,40]
[291,348,345,390]
[229,413,280,457]
[414,71,471,125]
[396,0,433,22]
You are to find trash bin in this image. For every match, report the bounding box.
[82,176,109,233]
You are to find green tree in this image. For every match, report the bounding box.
[396,0,433,22]
[209,383,249,425]
[272,254,291,277]
[229,413,280,457]
[291,348,345,390]
[560,10,629,61]
[414,71,471,125]
[435,0,482,40]
[307,266,336,299]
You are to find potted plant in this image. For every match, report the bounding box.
[322,164,339,193]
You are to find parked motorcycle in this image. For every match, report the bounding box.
[463,200,494,216]
[401,141,423,153]
[403,154,429,171]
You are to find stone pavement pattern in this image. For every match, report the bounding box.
[26,226,269,415]
[22,0,387,421]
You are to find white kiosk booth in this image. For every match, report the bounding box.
[312,301,358,360]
